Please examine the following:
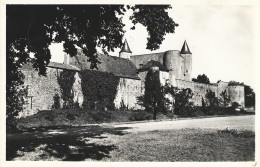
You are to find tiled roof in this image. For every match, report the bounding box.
[70,50,140,80]
[21,62,80,72]
[47,62,80,71]
[138,60,169,72]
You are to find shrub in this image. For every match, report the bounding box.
[189,106,206,117]
[88,110,113,123]
[205,90,220,107]
[66,113,76,121]
[231,102,239,109]
[52,94,61,109]
[119,100,129,111]
[130,111,153,121]
[164,85,194,117]
[219,90,231,107]
[45,114,54,122]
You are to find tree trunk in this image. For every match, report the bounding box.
[153,103,157,120]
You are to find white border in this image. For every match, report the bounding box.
[0,0,259,166]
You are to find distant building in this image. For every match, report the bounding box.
[20,40,244,117]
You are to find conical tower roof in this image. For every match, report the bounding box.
[120,39,132,53]
[180,40,192,54]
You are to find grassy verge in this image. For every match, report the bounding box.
[8,127,255,161]
[17,107,253,129]
[17,109,169,129]
[104,128,255,161]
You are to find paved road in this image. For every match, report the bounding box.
[114,115,255,132]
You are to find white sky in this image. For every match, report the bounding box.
[50,3,256,89]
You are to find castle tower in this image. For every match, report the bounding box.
[180,40,192,81]
[64,53,70,64]
[119,39,132,59]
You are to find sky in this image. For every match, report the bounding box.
[50,2,256,89]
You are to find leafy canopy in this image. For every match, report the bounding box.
[7,5,178,74]
[192,74,210,84]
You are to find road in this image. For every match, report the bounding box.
[114,115,255,132]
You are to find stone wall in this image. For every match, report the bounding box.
[175,79,245,107]
[20,67,83,117]
[176,79,218,106]
[227,85,245,107]
[130,52,165,68]
[138,71,147,94]
[114,78,142,109]
[159,71,170,86]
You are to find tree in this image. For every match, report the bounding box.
[164,85,194,117]
[144,69,165,120]
[244,85,255,108]
[228,80,244,86]
[205,90,219,107]
[7,5,178,129]
[7,5,178,74]
[220,90,231,107]
[192,74,210,84]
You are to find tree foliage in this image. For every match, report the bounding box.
[81,70,120,110]
[192,74,210,84]
[6,48,28,131]
[219,90,231,107]
[130,5,178,50]
[143,69,165,120]
[7,5,177,74]
[164,85,194,117]
[57,70,76,108]
[205,90,219,107]
[228,80,244,86]
[244,85,255,107]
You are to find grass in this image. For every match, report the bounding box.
[104,128,255,161]
[7,125,130,161]
[7,127,255,161]
[17,109,169,129]
[16,107,253,129]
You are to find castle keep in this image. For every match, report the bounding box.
[20,40,245,117]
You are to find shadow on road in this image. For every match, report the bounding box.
[6,126,131,161]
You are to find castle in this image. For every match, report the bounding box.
[20,40,245,117]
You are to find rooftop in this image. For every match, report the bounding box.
[138,60,169,72]
[21,61,80,71]
[120,39,132,53]
[180,40,192,54]
[70,50,140,80]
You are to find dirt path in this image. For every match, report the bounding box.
[113,115,255,132]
